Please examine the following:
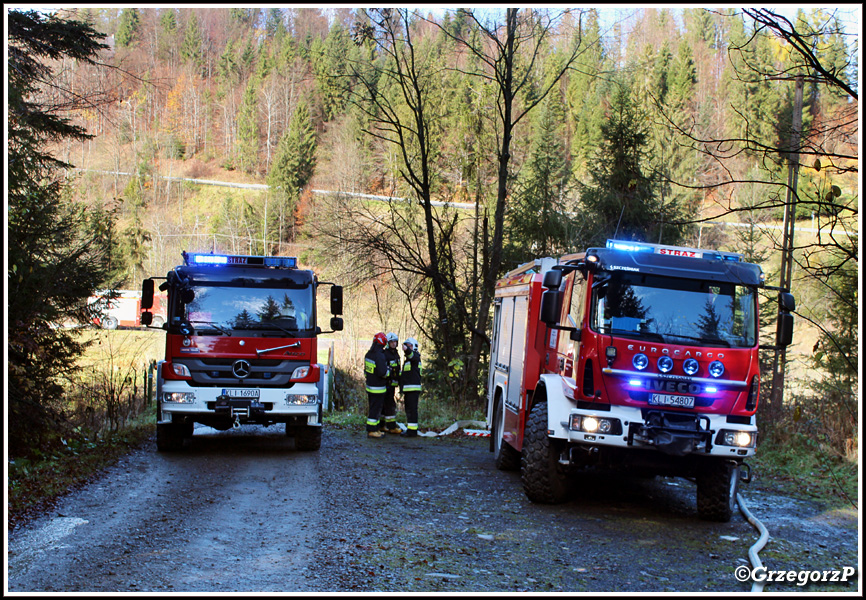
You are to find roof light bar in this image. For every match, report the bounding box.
[605,239,742,262]
[183,252,298,268]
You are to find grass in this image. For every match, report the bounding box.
[750,432,859,511]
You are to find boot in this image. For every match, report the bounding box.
[367,430,385,439]
[386,424,403,434]
[400,429,418,438]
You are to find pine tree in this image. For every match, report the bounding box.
[180,11,205,75]
[267,99,318,241]
[235,76,261,173]
[8,9,114,455]
[115,8,140,48]
[577,84,657,245]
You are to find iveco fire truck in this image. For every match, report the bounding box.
[487,240,794,521]
[141,251,343,452]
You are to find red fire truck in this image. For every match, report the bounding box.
[90,290,167,329]
[487,239,794,521]
[140,251,343,452]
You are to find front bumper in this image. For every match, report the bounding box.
[157,380,321,426]
[555,404,756,458]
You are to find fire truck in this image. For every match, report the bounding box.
[487,239,795,521]
[89,290,167,329]
[140,251,343,452]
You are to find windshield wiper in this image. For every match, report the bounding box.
[189,320,232,336]
[255,321,298,337]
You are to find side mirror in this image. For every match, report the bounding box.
[777,312,794,347]
[330,316,344,331]
[141,279,155,309]
[542,269,562,290]
[540,290,562,325]
[331,285,343,315]
[140,311,153,326]
[778,292,795,313]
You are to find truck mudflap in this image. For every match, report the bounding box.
[539,374,757,458]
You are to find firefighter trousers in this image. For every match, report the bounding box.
[403,390,420,431]
[380,386,398,429]
[366,392,385,432]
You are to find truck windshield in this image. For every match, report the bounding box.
[590,271,757,348]
[184,286,314,333]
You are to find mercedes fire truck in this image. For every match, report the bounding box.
[141,252,343,452]
[487,240,795,521]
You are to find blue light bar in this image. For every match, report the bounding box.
[606,239,742,262]
[607,240,654,253]
[184,252,297,268]
[192,254,228,265]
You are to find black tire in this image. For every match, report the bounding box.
[697,460,739,522]
[493,398,521,471]
[295,426,322,451]
[156,423,184,452]
[521,402,569,503]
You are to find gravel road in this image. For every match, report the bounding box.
[6,423,859,594]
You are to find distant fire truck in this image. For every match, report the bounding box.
[89,290,167,329]
[141,252,343,452]
[487,240,795,521]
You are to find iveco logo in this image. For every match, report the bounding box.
[232,359,252,379]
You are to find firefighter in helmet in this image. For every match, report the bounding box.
[364,332,390,438]
[400,337,422,437]
[380,332,402,434]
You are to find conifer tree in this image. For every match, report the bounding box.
[115,8,140,47]
[235,76,261,173]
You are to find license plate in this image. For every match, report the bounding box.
[649,393,694,408]
[222,388,260,398]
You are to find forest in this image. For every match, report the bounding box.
[7,7,859,471]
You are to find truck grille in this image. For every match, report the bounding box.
[175,358,308,387]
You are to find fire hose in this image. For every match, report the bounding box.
[737,491,769,592]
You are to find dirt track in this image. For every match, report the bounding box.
[6,424,860,593]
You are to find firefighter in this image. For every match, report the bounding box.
[380,332,402,434]
[400,337,422,437]
[364,332,390,439]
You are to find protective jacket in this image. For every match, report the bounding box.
[364,342,389,394]
[400,350,422,392]
[384,346,401,388]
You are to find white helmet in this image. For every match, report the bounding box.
[403,337,418,351]
[386,332,399,343]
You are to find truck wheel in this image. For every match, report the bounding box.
[103,316,118,330]
[697,460,739,522]
[151,316,165,328]
[493,398,521,471]
[521,402,569,503]
[156,423,184,452]
[295,426,322,451]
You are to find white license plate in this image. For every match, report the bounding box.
[222,388,260,398]
[649,393,694,408]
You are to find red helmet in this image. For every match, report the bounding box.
[373,332,387,346]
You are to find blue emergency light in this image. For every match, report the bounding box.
[605,239,742,262]
[184,252,298,268]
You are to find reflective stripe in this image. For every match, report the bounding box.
[383,416,397,422]
[403,363,412,372]
[407,423,418,430]
[366,418,380,426]
[403,385,422,392]
[364,359,375,374]
[366,385,387,393]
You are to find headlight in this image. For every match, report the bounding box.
[683,358,699,376]
[717,429,756,448]
[171,363,191,377]
[286,394,318,405]
[708,360,725,378]
[632,353,649,371]
[569,414,620,435]
[657,356,674,373]
[163,392,195,403]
